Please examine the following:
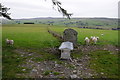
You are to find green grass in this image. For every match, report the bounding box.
[53,72,60,75]
[71,51,83,59]
[89,50,119,78]
[43,70,51,76]
[43,70,60,76]
[3,24,118,48]
[2,47,27,78]
[2,24,60,49]
[2,24,61,78]
[2,24,119,78]
[50,26,118,46]
[33,52,59,62]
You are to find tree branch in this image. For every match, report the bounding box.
[0,3,12,20]
[52,0,73,19]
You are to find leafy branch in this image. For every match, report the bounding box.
[0,3,12,20]
[0,0,72,20]
[52,0,73,19]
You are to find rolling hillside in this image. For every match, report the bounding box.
[2,17,118,30]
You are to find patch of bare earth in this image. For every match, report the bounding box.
[14,45,119,78]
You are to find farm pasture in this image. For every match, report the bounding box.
[50,26,118,46]
[2,24,119,78]
[2,24,60,48]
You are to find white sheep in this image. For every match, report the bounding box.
[90,36,93,39]
[96,37,99,40]
[92,36,99,44]
[84,37,90,45]
[90,36,94,41]
[6,38,14,46]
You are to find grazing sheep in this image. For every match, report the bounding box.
[90,36,94,41]
[92,36,99,44]
[96,37,99,40]
[84,37,90,45]
[6,38,14,46]
[90,36,93,39]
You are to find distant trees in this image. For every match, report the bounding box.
[0,0,72,20]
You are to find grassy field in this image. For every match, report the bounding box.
[2,24,118,47]
[2,24,119,78]
[50,26,118,46]
[2,24,60,49]
[89,50,119,78]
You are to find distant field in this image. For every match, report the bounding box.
[2,18,118,29]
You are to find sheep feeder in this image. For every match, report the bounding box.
[59,41,73,59]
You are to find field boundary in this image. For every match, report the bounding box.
[47,27,63,41]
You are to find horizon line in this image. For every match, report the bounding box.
[1,16,118,20]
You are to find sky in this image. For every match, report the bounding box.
[1,0,119,19]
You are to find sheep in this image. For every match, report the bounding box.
[90,36,93,39]
[91,36,99,44]
[6,38,14,46]
[84,37,90,45]
[90,36,94,41]
[96,37,99,40]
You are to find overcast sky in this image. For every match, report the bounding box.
[1,0,119,19]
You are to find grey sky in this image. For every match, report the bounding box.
[1,0,119,19]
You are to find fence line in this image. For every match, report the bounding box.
[47,27,63,41]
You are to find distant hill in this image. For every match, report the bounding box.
[2,17,118,29]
